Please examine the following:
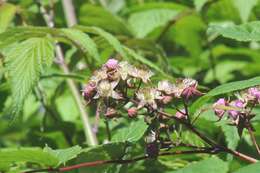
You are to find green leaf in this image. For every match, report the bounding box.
[79,4,131,35]
[74,25,127,59]
[112,119,148,142]
[221,124,240,150]
[168,157,228,173]
[4,37,54,116]
[204,60,247,84]
[128,9,179,38]
[0,26,56,48]
[44,145,82,165]
[60,28,100,62]
[233,162,260,173]
[125,2,187,14]
[77,143,126,173]
[194,0,209,11]
[232,0,257,23]
[208,21,260,42]
[191,76,260,114]
[0,148,59,170]
[166,15,206,57]
[0,3,16,33]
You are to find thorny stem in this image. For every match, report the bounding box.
[36,0,97,145]
[23,148,219,173]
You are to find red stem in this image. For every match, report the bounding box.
[23,148,217,173]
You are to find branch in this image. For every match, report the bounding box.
[23,148,217,173]
[158,110,258,163]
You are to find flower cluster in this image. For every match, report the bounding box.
[82,59,201,119]
[213,87,260,124]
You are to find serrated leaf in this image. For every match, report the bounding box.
[4,37,54,116]
[191,76,260,114]
[128,9,179,38]
[0,3,16,33]
[168,157,228,173]
[232,0,257,23]
[0,148,59,170]
[112,119,148,142]
[233,162,260,173]
[60,29,100,62]
[208,21,260,42]
[0,26,57,48]
[44,145,82,165]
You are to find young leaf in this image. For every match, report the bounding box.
[44,145,83,165]
[0,3,16,33]
[233,162,260,173]
[112,119,148,143]
[60,29,100,62]
[5,37,54,117]
[208,21,260,41]
[168,157,228,173]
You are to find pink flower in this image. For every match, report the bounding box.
[213,98,227,118]
[128,107,138,118]
[228,100,244,120]
[105,58,118,70]
[175,109,187,119]
[82,81,96,101]
[248,87,260,101]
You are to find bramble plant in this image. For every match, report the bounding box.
[2,0,260,173]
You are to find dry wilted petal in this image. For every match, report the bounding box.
[136,88,162,109]
[157,80,176,95]
[91,68,108,83]
[94,80,121,99]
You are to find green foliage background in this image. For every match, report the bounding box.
[0,0,260,172]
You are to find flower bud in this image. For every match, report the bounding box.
[128,107,138,118]
[105,58,118,70]
[213,98,227,118]
[175,109,186,119]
